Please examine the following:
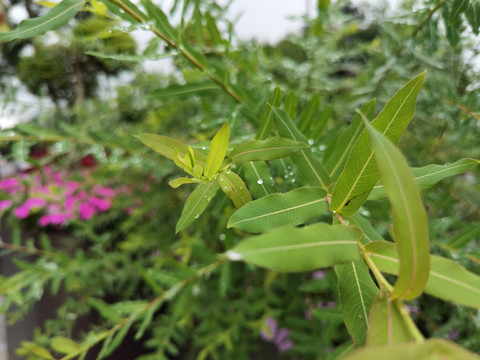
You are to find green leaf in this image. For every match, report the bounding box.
[51,337,81,355]
[342,339,479,360]
[86,51,172,61]
[335,261,378,346]
[348,213,385,243]
[309,105,332,139]
[229,137,308,164]
[324,99,376,181]
[176,181,219,232]
[226,223,363,272]
[297,94,321,133]
[369,158,479,200]
[283,92,297,120]
[366,241,480,309]
[272,107,330,188]
[205,121,230,179]
[148,81,218,99]
[466,1,480,34]
[216,171,251,208]
[448,0,469,24]
[22,343,55,359]
[330,72,426,216]
[241,161,277,198]
[256,87,282,140]
[367,288,416,346]
[87,298,123,324]
[0,0,84,43]
[135,133,207,167]
[141,0,178,39]
[104,0,146,23]
[448,221,480,249]
[362,115,430,301]
[169,177,198,188]
[228,187,328,232]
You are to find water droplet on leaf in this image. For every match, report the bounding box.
[257,179,264,185]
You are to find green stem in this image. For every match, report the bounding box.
[393,299,425,342]
[359,242,393,292]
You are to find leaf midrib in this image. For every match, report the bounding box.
[241,240,357,256]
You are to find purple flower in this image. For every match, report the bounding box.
[88,197,112,211]
[79,202,97,220]
[260,317,294,352]
[449,330,458,340]
[94,185,115,198]
[38,213,72,226]
[312,270,326,279]
[0,178,20,195]
[0,200,13,211]
[277,339,294,352]
[260,317,278,341]
[275,328,290,344]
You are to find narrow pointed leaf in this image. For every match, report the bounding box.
[324,99,376,181]
[148,82,218,99]
[448,221,480,249]
[362,116,430,301]
[226,223,363,272]
[105,0,146,23]
[283,92,297,120]
[51,337,81,355]
[466,1,480,34]
[256,87,282,140]
[135,133,207,166]
[86,51,172,61]
[335,261,378,346]
[343,339,479,360]
[230,137,308,164]
[216,171,251,208]
[369,158,479,200]
[205,122,230,178]
[448,0,469,24]
[367,288,416,346]
[228,187,328,232]
[242,161,277,198]
[348,213,385,243]
[331,72,425,216]
[309,105,332,139]
[366,241,480,309]
[169,177,197,188]
[176,181,219,232]
[272,107,330,188]
[0,0,84,42]
[297,94,321,133]
[141,0,178,39]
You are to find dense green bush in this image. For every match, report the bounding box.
[0,1,479,359]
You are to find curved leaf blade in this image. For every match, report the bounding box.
[205,121,230,178]
[226,223,362,272]
[331,72,426,216]
[176,181,219,233]
[335,261,378,346]
[241,161,277,198]
[148,81,219,99]
[216,171,251,208]
[366,241,480,309]
[229,137,308,164]
[369,158,479,200]
[0,0,85,43]
[228,187,328,232]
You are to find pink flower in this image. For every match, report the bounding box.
[13,198,47,218]
[260,317,278,341]
[0,200,13,211]
[79,202,97,220]
[312,270,326,279]
[88,197,112,211]
[38,213,72,226]
[94,186,115,198]
[0,178,20,195]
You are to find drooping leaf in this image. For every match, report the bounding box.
[366,241,480,309]
[342,339,479,360]
[256,87,282,140]
[335,261,378,346]
[369,158,479,200]
[448,0,469,24]
[228,187,328,232]
[362,115,430,301]
[241,161,277,198]
[216,171,251,208]
[324,99,376,181]
[226,223,362,272]
[148,81,219,99]
[330,72,426,216]
[51,337,81,355]
[176,181,219,232]
[229,137,308,164]
[169,177,198,188]
[0,0,84,43]
[448,221,480,249]
[205,121,230,178]
[272,107,330,188]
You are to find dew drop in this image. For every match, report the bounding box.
[231,164,237,169]
[224,186,228,190]
[257,179,264,185]
[291,178,296,183]
[226,250,243,261]
[226,170,231,174]
[319,144,326,151]
[194,214,200,219]
[308,139,314,145]
[202,146,207,150]
[219,177,224,181]
[289,171,294,176]
[219,233,226,241]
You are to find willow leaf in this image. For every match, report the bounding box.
[228,187,328,232]
[226,223,362,272]
[367,288,415,346]
[272,107,330,188]
[331,72,425,216]
[366,241,480,309]
[335,261,378,346]
[176,181,219,233]
[241,161,276,198]
[362,115,430,300]
[216,171,251,208]
[135,133,208,166]
[256,87,282,140]
[148,82,218,99]
[369,158,479,200]
[229,137,307,164]
[0,0,84,42]
[205,121,230,178]
[348,213,385,244]
[448,221,480,249]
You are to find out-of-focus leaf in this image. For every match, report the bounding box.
[87,298,123,324]
[176,181,219,232]
[466,1,480,34]
[229,137,307,164]
[366,241,480,309]
[216,171,251,208]
[148,82,218,99]
[51,337,81,355]
[362,115,430,301]
[226,223,362,272]
[0,0,84,42]
[205,121,230,179]
[331,72,426,216]
[369,158,479,200]
[86,51,172,61]
[256,87,282,140]
[297,94,321,133]
[448,0,469,25]
[336,261,378,346]
[241,161,277,198]
[228,187,328,232]
[105,0,145,23]
[448,222,480,249]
